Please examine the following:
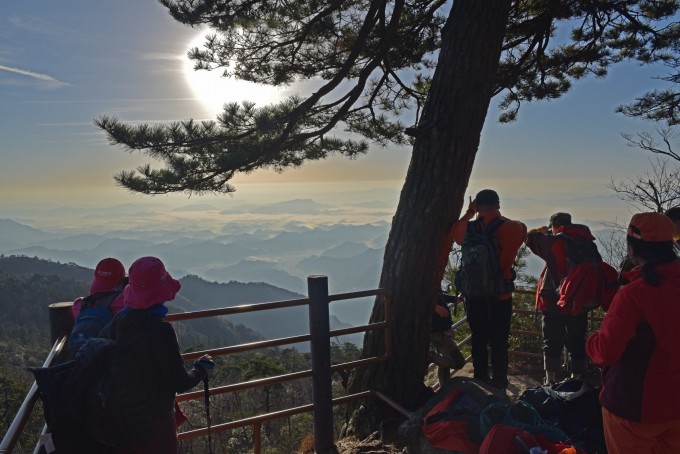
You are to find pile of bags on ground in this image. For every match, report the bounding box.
[400,376,606,454]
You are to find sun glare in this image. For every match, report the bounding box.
[182,31,284,116]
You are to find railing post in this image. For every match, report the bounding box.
[49,302,74,345]
[307,275,334,454]
[49,302,73,364]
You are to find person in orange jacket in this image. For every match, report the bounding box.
[586,213,680,454]
[450,189,527,391]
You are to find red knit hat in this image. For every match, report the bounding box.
[90,258,126,294]
[124,257,181,309]
[628,212,676,243]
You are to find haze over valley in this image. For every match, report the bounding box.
[0,181,633,331]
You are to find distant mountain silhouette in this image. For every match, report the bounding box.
[0,254,93,281]
[177,275,355,348]
[0,218,56,250]
[296,247,383,293]
[204,259,306,294]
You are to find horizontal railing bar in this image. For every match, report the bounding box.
[374,391,411,417]
[0,336,67,454]
[178,355,388,402]
[180,334,312,361]
[177,369,313,402]
[330,356,385,372]
[169,289,386,323]
[178,391,374,441]
[167,297,311,322]
[452,318,467,330]
[180,321,389,361]
[329,289,386,302]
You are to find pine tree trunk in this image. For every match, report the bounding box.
[347,0,513,434]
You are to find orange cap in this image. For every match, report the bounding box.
[628,212,675,242]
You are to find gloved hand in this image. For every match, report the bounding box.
[193,354,214,380]
[527,226,549,235]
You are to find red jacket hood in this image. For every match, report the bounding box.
[560,224,595,241]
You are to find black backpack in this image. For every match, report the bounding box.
[30,334,154,449]
[519,378,606,454]
[560,229,603,269]
[68,290,121,359]
[456,218,515,299]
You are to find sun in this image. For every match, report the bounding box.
[182,31,284,116]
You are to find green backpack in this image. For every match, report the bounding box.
[455,218,514,299]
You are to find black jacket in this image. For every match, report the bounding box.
[104,310,203,419]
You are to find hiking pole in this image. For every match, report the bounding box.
[203,377,213,454]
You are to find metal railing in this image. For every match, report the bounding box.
[1,277,392,454]
[2,285,606,454]
[0,336,67,454]
[169,280,392,454]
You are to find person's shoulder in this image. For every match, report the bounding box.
[499,217,527,233]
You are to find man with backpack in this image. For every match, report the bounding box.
[526,213,615,385]
[450,189,527,391]
[68,257,127,359]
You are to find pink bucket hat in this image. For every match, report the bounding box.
[124,256,181,309]
[90,258,126,294]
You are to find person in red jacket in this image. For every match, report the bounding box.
[586,212,680,454]
[526,212,602,384]
[450,189,527,391]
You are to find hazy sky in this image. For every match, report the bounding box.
[1,1,672,227]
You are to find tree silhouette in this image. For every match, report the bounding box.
[96,0,680,431]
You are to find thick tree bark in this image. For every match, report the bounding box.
[347,0,513,432]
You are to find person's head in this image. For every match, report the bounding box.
[549,212,572,233]
[474,189,500,213]
[124,256,181,309]
[663,206,680,240]
[626,212,676,286]
[90,258,126,294]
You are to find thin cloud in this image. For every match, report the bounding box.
[0,64,69,88]
[140,52,184,61]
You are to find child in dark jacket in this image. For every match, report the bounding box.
[103,256,213,454]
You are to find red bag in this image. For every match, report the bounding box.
[557,261,619,314]
[480,423,585,454]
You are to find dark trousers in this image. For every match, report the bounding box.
[465,297,513,388]
[118,412,178,454]
[542,310,588,374]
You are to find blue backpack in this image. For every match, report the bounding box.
[68,290,121,359]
